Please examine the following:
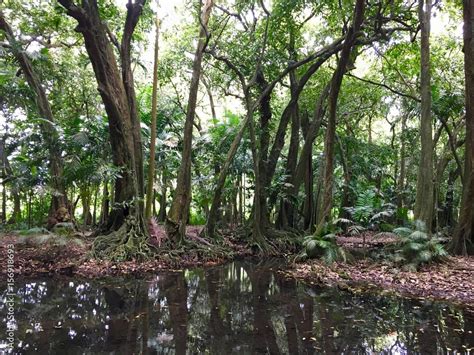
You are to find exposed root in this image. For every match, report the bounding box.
[244,225,302,256]
[158,235,234,267]
[92,216,151,261]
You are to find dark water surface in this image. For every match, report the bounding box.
[1,259,473,354]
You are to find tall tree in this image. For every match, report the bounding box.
[453,0,474,255]
[0,12,69,221]
[165,0,214,244]
[58,0,150,260]
[413,0,434,230]
[316,0,365,229]
[145,17,160,220]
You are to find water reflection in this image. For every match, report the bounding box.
[1,260,473,354]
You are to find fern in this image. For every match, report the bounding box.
[393,227,412,237]
[348,224,366,236]
[344,190,394,228]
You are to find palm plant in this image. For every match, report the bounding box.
[393,220,448,271]
[300,223,347,264]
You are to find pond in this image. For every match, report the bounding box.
[1,259,473,354]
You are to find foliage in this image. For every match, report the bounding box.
[301,223,347,264]
[392,220,448,271]
[344,189,396,229]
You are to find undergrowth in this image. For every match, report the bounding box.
[392,220,448,271]
[298,223,347,264]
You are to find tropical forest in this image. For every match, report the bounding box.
[0,0,473,353]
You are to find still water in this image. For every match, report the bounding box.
[1,259,473,354]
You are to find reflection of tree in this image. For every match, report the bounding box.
[206,268,230,352]
[276,276,301,354]
[2,263,473,353]
[102,283,150,353]
[159,272,189,355]
[416,313,439,354]
[244,264,281,355]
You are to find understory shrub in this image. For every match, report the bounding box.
[301,223,347,264]
[392,220,448,271]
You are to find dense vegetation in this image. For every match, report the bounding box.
[0,0,473,261]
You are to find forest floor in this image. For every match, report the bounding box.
[0,226,253,279]
[1,229,473,309]
[286,232,474,309]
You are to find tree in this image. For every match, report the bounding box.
[166,0,214,244]
[413,0,434,230]
[452,0,474,255]
[316,0,365,229]
[58,0,150,260]
[0,11,69,221]
[145,17,160,220]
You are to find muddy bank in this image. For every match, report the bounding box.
[284,257,474,309]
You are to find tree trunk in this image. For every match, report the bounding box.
[453,0,474,255]
[316,0,365,229]
[92,185,98,226]
[413,0,434,231]
[158,171,167,222]
[278,36,300,228]
[81,185,92,226]
[0,12,68,219]
[1,136,21,224]
[255,69,272,228]
[264,42,345,192]
[27,191,32,228]
[59,0,150,260]
[145,17,160,219]
[166,0,214,244]
[202,76,217,120]
[121,1,146,213]
[336,134,353,218]
[397,115,408,223]
[292,83,330,194]
[0,137,7,224]
[303,152,315,231]
[238,174,243,224]
[2,180,6,224]
[12,193,20,223]
[248,97,268,245]
[439,168,460,228]
[100,181,110,225]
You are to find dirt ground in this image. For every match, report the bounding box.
[0,226,252,279]
[286,232,474,309]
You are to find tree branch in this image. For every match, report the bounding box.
[347,72,421,102]
[57,0,86,22]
